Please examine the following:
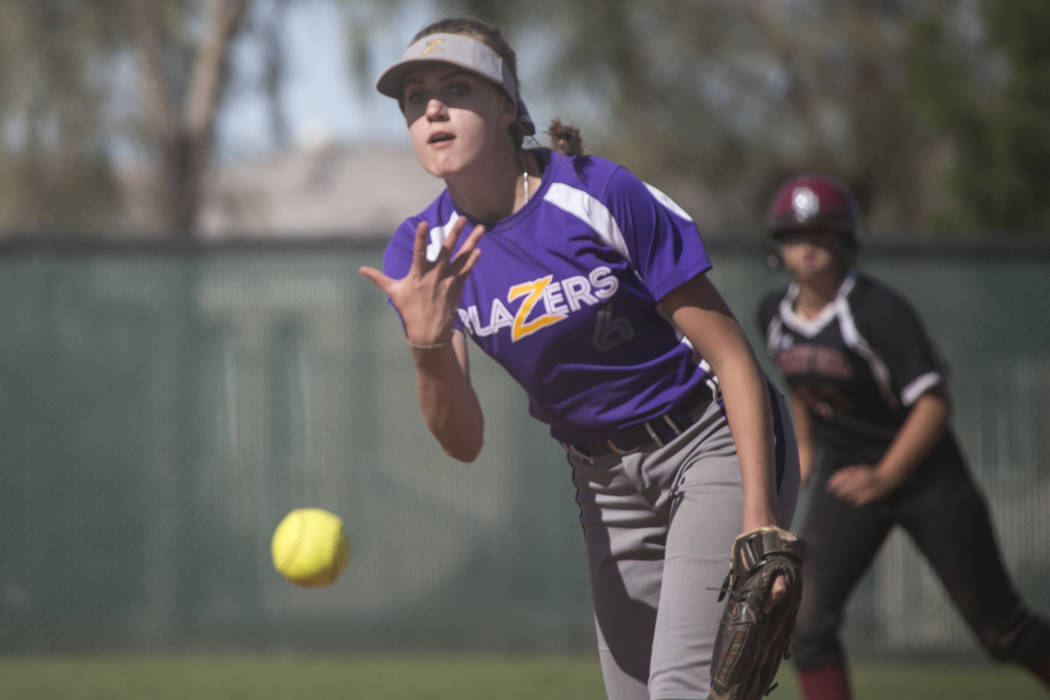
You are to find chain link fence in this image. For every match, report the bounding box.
[0,239,1047,659]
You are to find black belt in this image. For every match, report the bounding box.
[563,383,714,462]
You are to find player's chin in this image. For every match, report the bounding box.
[419,153,462,180]
[794,264,828,280]
[410,139,451,175]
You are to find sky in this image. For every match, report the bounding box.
[218,0,413,160]
[215,0,573,163]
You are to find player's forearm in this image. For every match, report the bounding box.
[716,354,781,530]
[664,276,781,529]
[875,390,950,488]
[795,434,814,486]
[787,394,815,484]
[411,340,484,462]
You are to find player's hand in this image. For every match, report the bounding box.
[826,464,893,506]
[359,218,485,345]
[740,517,789,614]
[766,574,788,614]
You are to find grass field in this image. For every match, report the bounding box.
[0,653,1045,699]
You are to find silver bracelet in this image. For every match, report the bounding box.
[407,338,453,350]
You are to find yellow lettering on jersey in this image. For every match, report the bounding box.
[508,275,568,341]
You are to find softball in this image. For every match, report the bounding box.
[271,508,350,587]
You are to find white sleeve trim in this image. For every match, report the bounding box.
[643,182,694,222]
[901,372,943,406]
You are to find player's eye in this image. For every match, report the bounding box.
[447,80,470,97]
[404,88,426,105]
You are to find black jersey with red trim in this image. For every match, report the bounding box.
[757,271,963,467]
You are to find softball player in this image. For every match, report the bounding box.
[359,17,799,699]
[757,174,1050,699]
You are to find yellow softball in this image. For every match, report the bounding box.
[271,508,350,587]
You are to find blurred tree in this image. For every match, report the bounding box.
[428,0,941,237]
[910,0,1050,235]
[0,0,294,238]
[393,0,1046,238]
[2,1,1046,238]
[130,0,251,238]
[0,3,123,234]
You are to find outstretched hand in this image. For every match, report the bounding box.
[359,218,486,346]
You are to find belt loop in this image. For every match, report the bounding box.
[562,441,595,465]
[606,439,637,456]
[643,421,666,447]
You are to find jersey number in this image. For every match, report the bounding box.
[593,304,634,351]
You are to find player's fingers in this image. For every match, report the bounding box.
[826,479,849,501]
[457,223,487,256]
[828,482,862,507]
[358,266,393,295]
[432,216,469,263]
[443,224,485,277]
[826,468,853,491]
[410,220,432,268]
[450,247,483,279]
[448,223,485,267]
[765,574,788,613]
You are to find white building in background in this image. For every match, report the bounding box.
[199,137,444,240]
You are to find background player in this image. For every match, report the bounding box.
[756,174,1050,699]
[358,17,800,699]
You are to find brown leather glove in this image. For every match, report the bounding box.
[710,526,806,700]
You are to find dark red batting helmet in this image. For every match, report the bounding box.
[767,175,861,248]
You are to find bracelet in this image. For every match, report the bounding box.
[407,338,453,350]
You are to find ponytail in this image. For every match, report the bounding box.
[547,119,584,156]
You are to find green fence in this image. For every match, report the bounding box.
[0,239,1047,659]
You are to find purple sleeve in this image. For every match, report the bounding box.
[381,219,418,281]
[604,167,712,301]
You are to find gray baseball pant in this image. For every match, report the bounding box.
[568,391,800,699]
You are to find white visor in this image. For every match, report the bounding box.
[376,33,536,136]
[376,34,518,103]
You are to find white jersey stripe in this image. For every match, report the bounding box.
[765,316,785,357]
[779,272,900,409]
[425,212,461,262]
[545,182,632,264]
[836,295,899,409]
[644,182,694,222]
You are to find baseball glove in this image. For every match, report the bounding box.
[710,526,805,700]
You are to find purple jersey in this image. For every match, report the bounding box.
[383,149,715,444]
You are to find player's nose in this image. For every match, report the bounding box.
[425,98,449,120]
